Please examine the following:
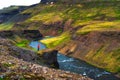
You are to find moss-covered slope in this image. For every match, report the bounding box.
[13,1,120,31]
[1,0,120,77]
[11,1,120,75]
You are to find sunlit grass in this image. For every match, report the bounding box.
[0,23,14,30]
[22,2,120,30]
[85,45,120,73]
[77,21,120,34]
[12,35,29,49]
[40,32,70,48]
[29,12,63,25]
[18,1,120,74]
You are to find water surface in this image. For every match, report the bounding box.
[29,41,119,80]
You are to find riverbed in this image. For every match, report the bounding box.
[29,41,119,80]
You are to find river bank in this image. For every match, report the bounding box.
[0,37,91,80]
[31,40,120,80]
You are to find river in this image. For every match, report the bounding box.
[29,41,119,80]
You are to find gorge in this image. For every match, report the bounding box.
[0,0,120,80]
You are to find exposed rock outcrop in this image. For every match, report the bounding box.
[57,31,120,76]
[0,37,38,62]
[0,6,28,22]
[0,37,92,80]
[41,0,57,4]
[42,50,59,68]
[0,30,43,40]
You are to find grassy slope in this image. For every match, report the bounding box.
[0,6,19,14]
[21,1,120,31]
[85,44,120,73]
[0,23,14,30]
[1,1,120,31]
[1,0,120,74]
[22,1,120,74]
[40,32,70,48]
[0,6,27,30]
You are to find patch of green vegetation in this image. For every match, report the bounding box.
[77,21,120,34]
[0,23,14,30]
[2,63,14,67]
[0,78,3,80]
[20,1,120,31]
[0,6,19,14]
[16,40,29,48]
[15,0,120,75]
[40,32,71,48]
[93,45,105,56]
[85,45,120,73]
[58,29,63,34]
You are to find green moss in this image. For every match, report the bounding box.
[20,1,120,31]
[58,29,63,34]
[0,78,3,80]
[2,63,14,67]
[77,21,120,34]
[16,40,29,48]
[0,23,14,30]
[40,32,70,48]
[85,45,120,73]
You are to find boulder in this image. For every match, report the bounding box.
[42,50,59,68]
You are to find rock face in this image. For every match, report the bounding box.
[42,50,59,68]
[40,0,93,4]
[0,6,27,23]
[57,31,120,75]
[0,37,38,62]
[41,0,57,3]
[0,30,43,40]
[0,37,92,80]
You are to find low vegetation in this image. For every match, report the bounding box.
[20,1,120,31]
[15,40,29,48]
[9,35,31,49]
[85,45,120,73]
[0,23,14,30]
[77,21,120,34]
[21,1,120,74]
[0,0,120,76]
[0,6,19,14]
[40,32,70,48]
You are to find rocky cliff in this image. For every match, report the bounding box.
[0,37,91,80]
[0,6,28,23]
[0,0,120,79]
[0,30,43,40]
[57,31,120,75]
[9,0,120,76]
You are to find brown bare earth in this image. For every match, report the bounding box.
[0,37,92,80]
[56,31,120,75]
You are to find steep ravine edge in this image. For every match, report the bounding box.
[56,31,120,77]
[0,30,92,80]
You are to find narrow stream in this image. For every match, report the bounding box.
[29,41,119,80]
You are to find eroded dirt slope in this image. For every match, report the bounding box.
[57,31,120,75]
[0,37,91,80]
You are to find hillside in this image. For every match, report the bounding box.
[22,0,120,74]
[0,6,28,30]
[0,0,120,79]
[0,37,91,80]
[12,1,120,32]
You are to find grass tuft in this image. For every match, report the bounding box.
[40,32,70,48]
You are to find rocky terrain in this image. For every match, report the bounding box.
[0,6,28,23]
[0,30,43,40]
[0,37,92,80]
[0,0,120,79]
[57,31,120,75]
